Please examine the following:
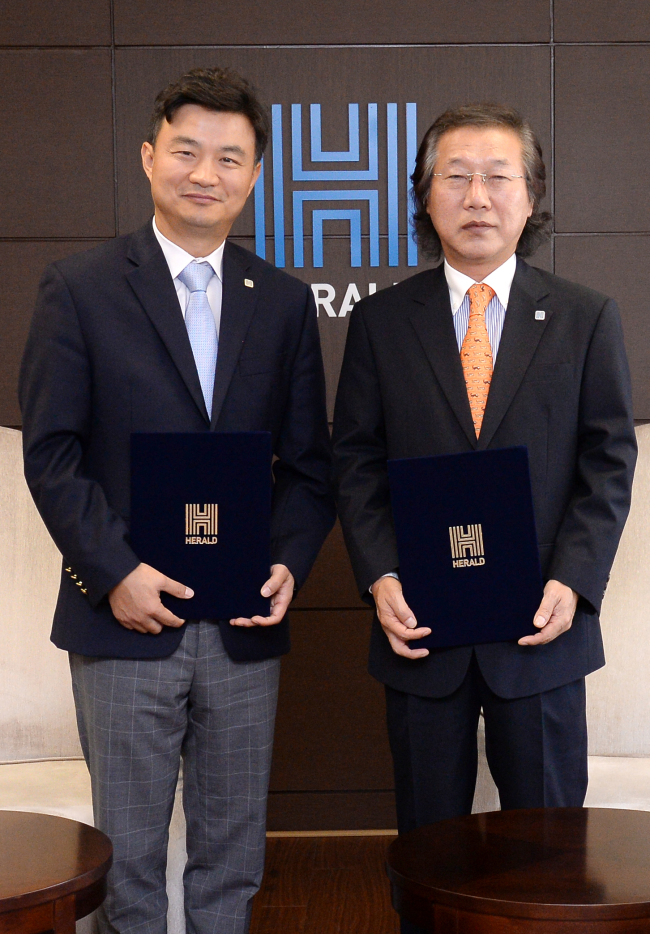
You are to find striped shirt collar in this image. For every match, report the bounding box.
[444,253,517,315]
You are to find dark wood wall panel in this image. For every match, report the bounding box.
[555,235,650,417]
[555,0,650,41]
[267,791,396,832]
[0,241,106,426]
[555,47,650,233]
[0,51,114,238]
[0,1,110,45]
[269,610,391,791]
[113,0,549,46]
[292,522,366,610]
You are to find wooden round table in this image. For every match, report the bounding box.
[387,807,650,932]
[0,811,113,934]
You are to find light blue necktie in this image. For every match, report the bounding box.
[178,260,218,419]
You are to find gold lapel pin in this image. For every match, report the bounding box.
[244,279,254,288]
[535,310,546,320]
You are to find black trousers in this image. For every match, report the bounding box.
[385,653,588,934]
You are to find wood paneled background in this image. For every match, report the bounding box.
[1,0,648,830]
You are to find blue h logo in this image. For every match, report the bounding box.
[254,102,418,269]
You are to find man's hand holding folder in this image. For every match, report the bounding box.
[230,564,295,628]
[371,574,579,656]
[109,563,194,634]
[110,561,295,634]
[371,576,431,659]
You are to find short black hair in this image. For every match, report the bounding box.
[147,66,270,163]
[411,102,552,261]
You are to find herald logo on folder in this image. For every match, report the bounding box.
[185,503,219,544]
[449,524,486,567]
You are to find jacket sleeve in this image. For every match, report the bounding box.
[18,263,140,607]
[269,287,336,589]
[549,297,637,613]
[331,302,400,601]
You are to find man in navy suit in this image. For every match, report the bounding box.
[332,103,636,934]
[20,67,334,934]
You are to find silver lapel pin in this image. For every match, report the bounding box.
[535,310,546,321]
[244,278,254,288]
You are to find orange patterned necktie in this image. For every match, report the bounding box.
[460,282,496,437]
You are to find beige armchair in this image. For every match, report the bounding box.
[0,426,186,933]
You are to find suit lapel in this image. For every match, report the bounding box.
[408,266,477,447]
[210,242,260,427]
[477,259,552,449]
[126,223,209,422]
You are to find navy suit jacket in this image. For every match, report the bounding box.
[20,221,335,661]
[332,259,637,699]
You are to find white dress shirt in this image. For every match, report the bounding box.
[444,252,517,362]
[152,217,225,336]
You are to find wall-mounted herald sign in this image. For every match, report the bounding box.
[253,102,419,272]
[252,102,422,322]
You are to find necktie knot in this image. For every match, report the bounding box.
[178,260,214,294]
[467,282,496,316]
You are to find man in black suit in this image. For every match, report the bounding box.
[333,103,636,931]
[20,67,334,934]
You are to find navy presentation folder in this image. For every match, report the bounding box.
[130,432,272,620]
[387,446,542,649]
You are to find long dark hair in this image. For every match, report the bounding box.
[411,102,552,260]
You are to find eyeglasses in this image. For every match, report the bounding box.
[433,172,525,193]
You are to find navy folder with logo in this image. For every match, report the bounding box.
[130,432,272,620]
[387,446,542,649]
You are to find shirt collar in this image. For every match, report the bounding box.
[152,216,224,283]
[444,253,517,315]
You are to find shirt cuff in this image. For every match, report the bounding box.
[369,570,400,595]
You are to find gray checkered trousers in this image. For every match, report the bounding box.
[70,621,280,934]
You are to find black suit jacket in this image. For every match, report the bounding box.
[332,259,637,699]
[19,221,334,661]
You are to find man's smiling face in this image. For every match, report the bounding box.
[426,125,534,277]
[141,103,260,245]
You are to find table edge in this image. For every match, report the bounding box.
[386,868,650,922]
[0,814,113,914]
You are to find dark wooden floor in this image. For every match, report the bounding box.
[250,834,400,934]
